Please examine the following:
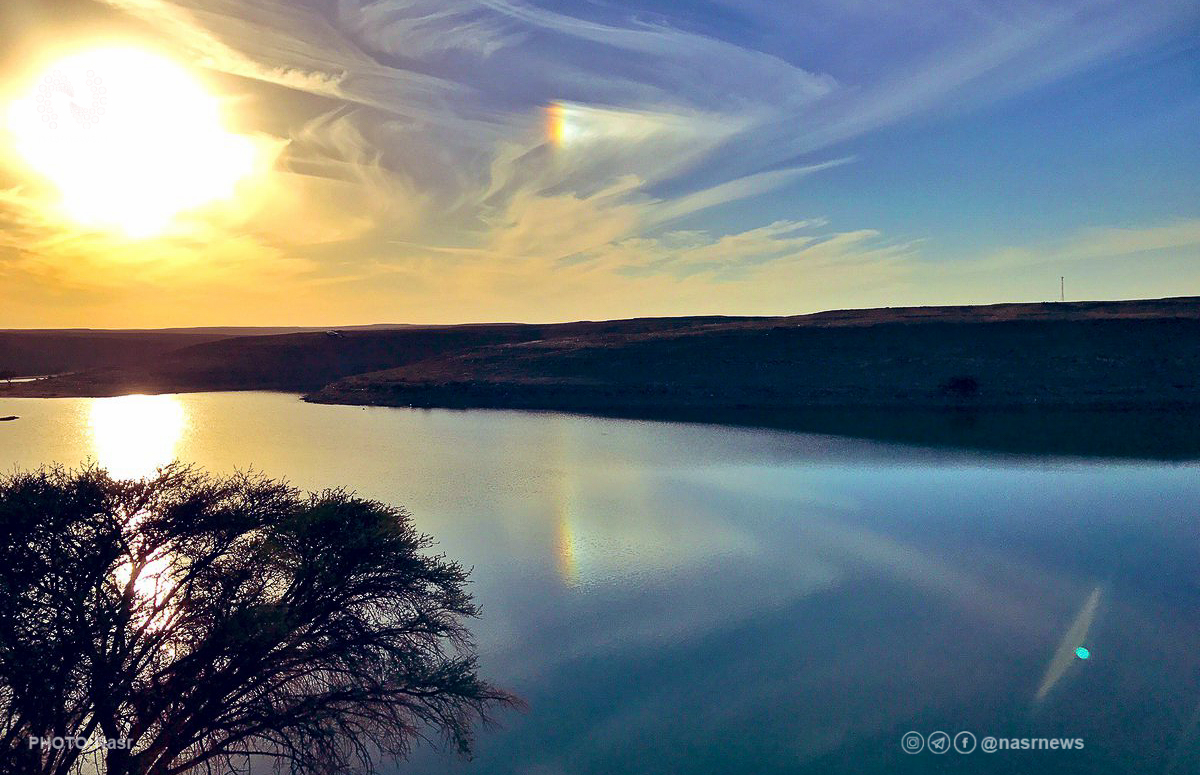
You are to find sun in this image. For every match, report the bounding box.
[6,47,263,237]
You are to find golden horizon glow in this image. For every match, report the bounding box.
[6,47,262,237]
[88,394,187,479]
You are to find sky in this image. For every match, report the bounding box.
[0,0,1198,327]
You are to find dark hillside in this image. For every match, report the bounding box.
[0,331,233,378]
[310,316,1200,411]
[4,299,1198,415]
[0,317,759,395]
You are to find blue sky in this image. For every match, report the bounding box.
[0,0,1198,325]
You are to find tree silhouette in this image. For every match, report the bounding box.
[0,465,513,775]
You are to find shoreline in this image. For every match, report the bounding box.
[4,298,1198,457]
[9,387,1200,460]
[301,394,1200,460]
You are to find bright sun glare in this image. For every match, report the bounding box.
[88,394,187,480]
[7,47,261,237]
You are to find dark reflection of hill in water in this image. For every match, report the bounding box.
[581,407,1200,461]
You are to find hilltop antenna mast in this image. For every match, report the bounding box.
[1061,276,1065,302]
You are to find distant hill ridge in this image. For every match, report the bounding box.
[2,298,1199,413]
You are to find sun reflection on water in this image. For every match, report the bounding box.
[87,394,187,479]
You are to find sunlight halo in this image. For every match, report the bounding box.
[6,47,266,237]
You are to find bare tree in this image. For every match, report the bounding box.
[0,465,514,775]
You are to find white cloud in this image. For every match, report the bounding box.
[968,218,1200,272]
[2,0,1196,325]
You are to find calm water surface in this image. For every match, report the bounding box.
[1,392,1199,774]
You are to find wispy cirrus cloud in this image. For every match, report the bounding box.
[878,218,1200,308]
[967,218,1200,274]
[0,0,1196,325]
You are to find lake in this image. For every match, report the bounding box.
[1,392,1198,774]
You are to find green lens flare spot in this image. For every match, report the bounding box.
[1075,647,1090,660]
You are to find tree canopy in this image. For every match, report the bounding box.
[0,465,512,775]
